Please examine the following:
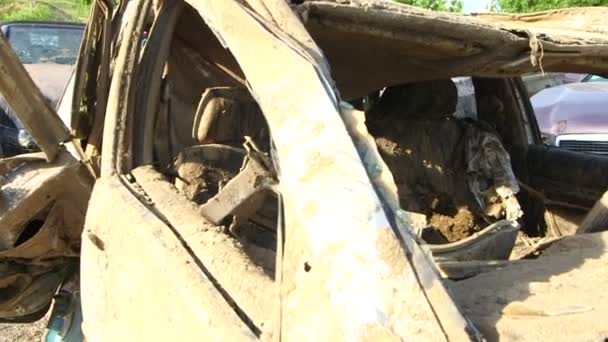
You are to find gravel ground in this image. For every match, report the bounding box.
[0,315,48,342]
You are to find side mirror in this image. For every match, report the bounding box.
[18,129,37,151]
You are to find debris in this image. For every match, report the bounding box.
[429,207,478,243]
[503,302,593,317]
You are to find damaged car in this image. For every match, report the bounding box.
[532,80,608,155]
[0,0,607,341]
[0,21,85,157]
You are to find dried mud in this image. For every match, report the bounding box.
[0,314,48,342]
[429,207,482,243]
[175,161,236,204]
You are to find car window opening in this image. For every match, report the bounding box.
[132,4,280,280]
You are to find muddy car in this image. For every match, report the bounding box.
[0,1,607,341]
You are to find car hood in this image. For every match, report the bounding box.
[23,63,74,107]
[531,82,608,135]
[0,63,73,137]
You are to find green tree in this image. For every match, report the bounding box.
[394,0,464,12]
[498,0,608,12]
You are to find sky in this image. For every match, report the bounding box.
[463,0,490,12]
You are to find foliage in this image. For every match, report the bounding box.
[0,0,90,23]
[497,0,608,12]
[394,0,464,12]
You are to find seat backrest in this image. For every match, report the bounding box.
[368,80,475,217]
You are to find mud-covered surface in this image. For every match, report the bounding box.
[176,161,237,204]
[299,2,608,99]
[370,124,487,244]
[429,208,480,243]
[131,166,276,334]
[365,79,522,244]
[173,145,245,204]
[172,141,278,275]
[0,315,47,342]
[449,231,608,341]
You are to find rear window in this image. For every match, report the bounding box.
[6,25,83,65]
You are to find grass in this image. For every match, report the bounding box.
[0,0,91,23]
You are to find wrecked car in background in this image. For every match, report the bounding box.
[0,21,85,157]
[1,21,84,66]
[532,81,608,154]
[0,0,607,340]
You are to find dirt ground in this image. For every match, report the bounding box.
[448,231,608,341]
[0,315,48,342]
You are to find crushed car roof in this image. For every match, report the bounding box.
[295,1,608,98]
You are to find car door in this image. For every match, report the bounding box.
[0,30,94,322]
[514,78,608,236]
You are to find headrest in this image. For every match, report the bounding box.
[375,79,458,120]
[192,87,267,145]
